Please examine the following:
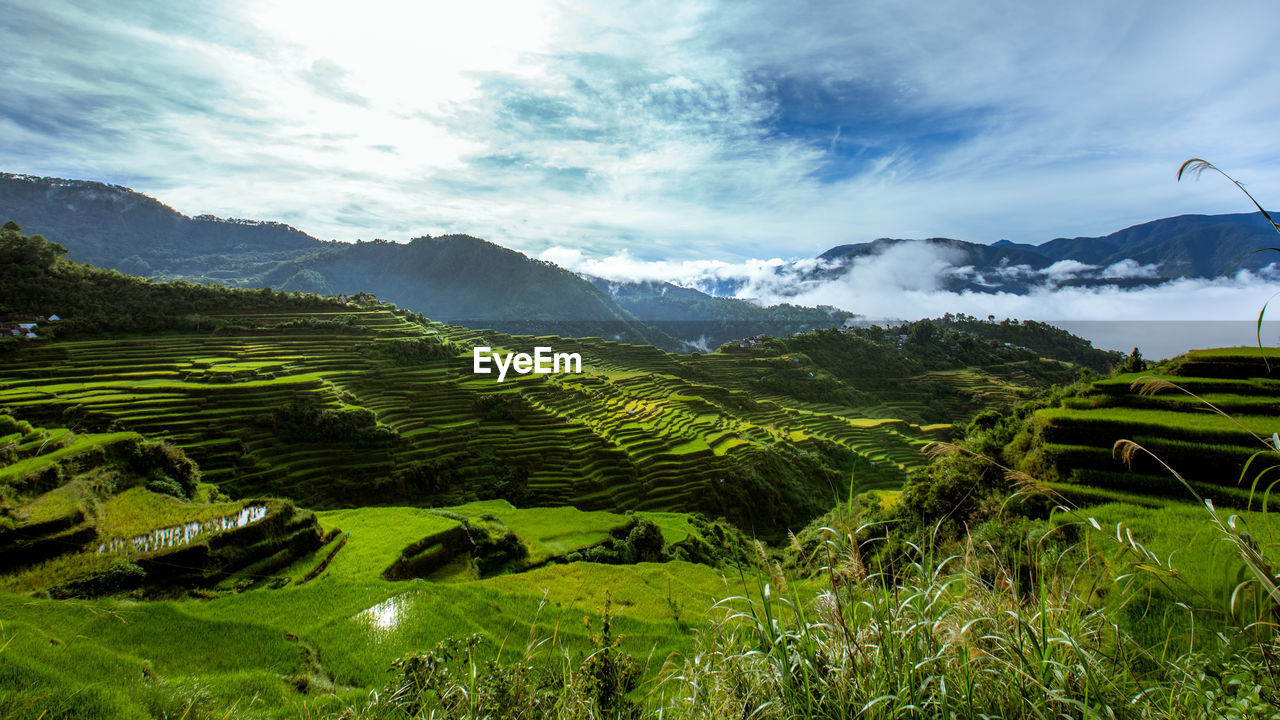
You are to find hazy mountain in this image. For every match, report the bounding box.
[801,213,1279,295]
[5,171,1278,348]
[821,237,1055,270]
[1030,212,1280,278]
[815,237,1059,293]
[586,276,857,351]
[259,236,676,345]
[0,172,317,279]
[0,173,671,345]
[0,173,848,348]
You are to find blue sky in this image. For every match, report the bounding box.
[3,0,1279,264]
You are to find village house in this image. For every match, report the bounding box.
[0,313,59,340]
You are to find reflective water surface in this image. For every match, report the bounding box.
[96,504,268,555]
[357,592,414,633]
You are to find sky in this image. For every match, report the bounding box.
[4,0,1279,256]
[4,0,1280,352]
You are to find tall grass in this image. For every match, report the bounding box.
[654,523,1277,720]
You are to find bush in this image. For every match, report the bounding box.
[370,335,459,365]
[567,518,668,565]
[473,393,522,422]
[125,440,200,497]
[271,398,397,445]
[52,559,146,598]
[145,477,186,498]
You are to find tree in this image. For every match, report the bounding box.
[1119,347,1145,374]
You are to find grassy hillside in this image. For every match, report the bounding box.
[0,412,757,715]
[0,499,745,718]
[1014,347,1280,508]
[0,224,1105,534]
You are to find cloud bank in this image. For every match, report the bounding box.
[544,240,1280,357]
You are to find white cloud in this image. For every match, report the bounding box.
[540,245,792,295]
[1043,260,1099,280]
[547,241,1280,340]
[538,246,585,269]
[1101,259,1162,278]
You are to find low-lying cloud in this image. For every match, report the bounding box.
[544,240,1280,357]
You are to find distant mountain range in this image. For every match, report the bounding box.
[802,213,1280,295]
[0,172,857,349]
[3,171,1277,347]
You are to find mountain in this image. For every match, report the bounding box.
[0,173,671,345]
[815,237,1059,293]
[0,172,855,348]
[794,212,1280,297]
[6,171,1279,346]
[586,276,858,351]
[820,236,1054,270]
[259,235,677,345]
[1033,212,1280,278]
[0,172,318,279]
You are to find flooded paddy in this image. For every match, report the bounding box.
[96,503,268,555]
[357,592,414,634]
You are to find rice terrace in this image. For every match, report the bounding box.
[5,1,1280,718]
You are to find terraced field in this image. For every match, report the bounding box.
[0,308,1062,531]
[1027,347,1280,508]
[0,499,744,717]
[0,419,323,598]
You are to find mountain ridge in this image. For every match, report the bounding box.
[4,171,1277,346]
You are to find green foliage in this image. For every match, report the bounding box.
[271,398,397,445]
[712,438,854,537]
[466,518,529,576]
[261,314,371,333]
[473,393,523,422]
[655,541,1280,720]
[387,634,488,717]
[0,223,346,336]
[374,595,640,720]
[126,439,200,497]
[578,593,641,717]
[368,335,460,365]
[1120,346,1147,373]
[144,476,186,498]
[933,313,1121,372]
[566,518,667,565]
[667,514,757,568]
[52,558,146,598]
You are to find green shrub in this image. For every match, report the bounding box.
[144,477,185,498]
[568,518,667,565]
[52,558,147,598]
[271,398,397,445]
[124,440,200,497]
